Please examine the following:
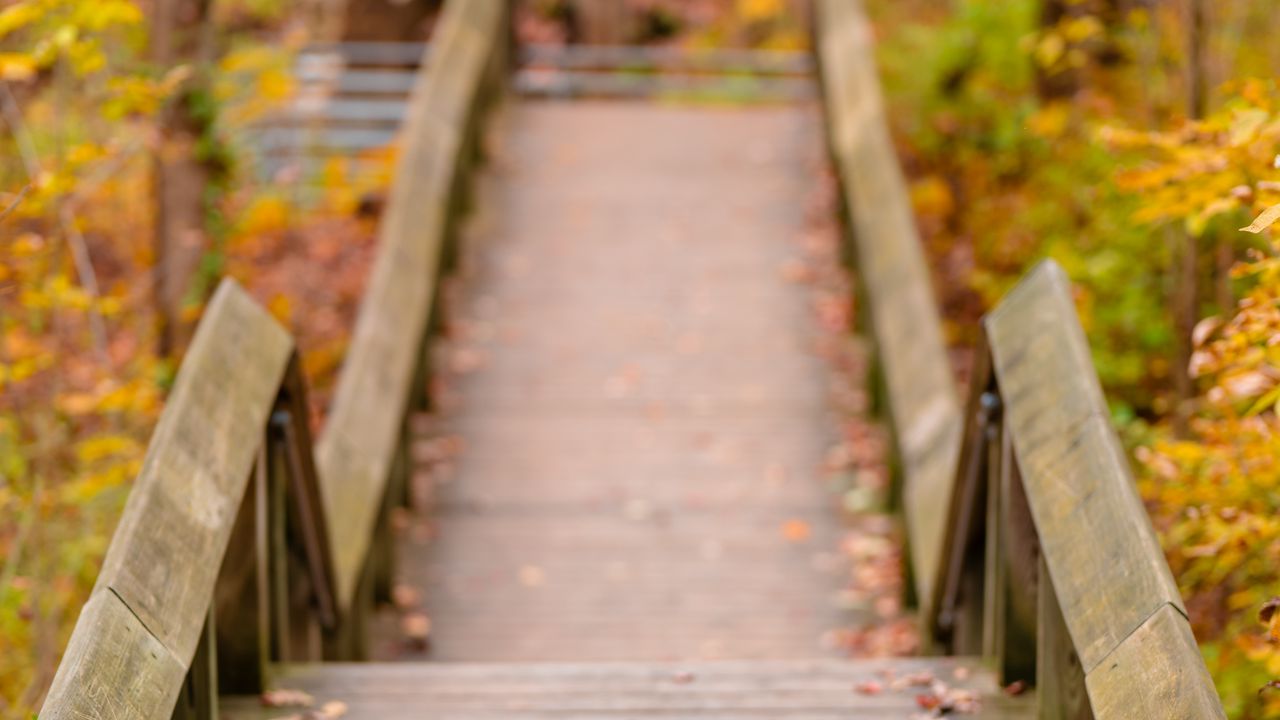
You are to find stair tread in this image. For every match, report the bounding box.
[222,657,1033,718]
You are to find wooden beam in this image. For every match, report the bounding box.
[316,0,507,614]
[1084,604,1223,718]
[814,0,962,616]
[984,260,1223,716]
[40,591,188,719]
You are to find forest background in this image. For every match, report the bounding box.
[3,0,1280,716]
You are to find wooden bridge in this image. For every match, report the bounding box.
[40,1,1225,717]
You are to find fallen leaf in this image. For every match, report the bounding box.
[915,693,941,710]
[519,564,545,587]
[318,700,348,718]
[261,689,314,708]
[854,679,882,695]
[1004,680,1028,696]
[401,612,431,649]
[781,519,811,543]
[392,583,421,610]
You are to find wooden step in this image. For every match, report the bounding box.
[222,658,1033,718]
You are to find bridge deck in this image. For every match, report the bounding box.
[370,100,856,661]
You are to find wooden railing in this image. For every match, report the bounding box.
[815,0,1227,716]
[931,262,1224,717]
[39,0,507,716]
[814,0,962,613]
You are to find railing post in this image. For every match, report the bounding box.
[170,612,218,720]
[371,423,409,604]
[983,415,1038,685]
[1037,555,1092,719]
[212,443,271,693]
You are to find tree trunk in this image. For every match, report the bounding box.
[1035,0,1080,100]
[1186,0,1208,119]
[567,0,631,45]
[151,0,216,358]
[340,0,439,43]
[1170,0,1209,434]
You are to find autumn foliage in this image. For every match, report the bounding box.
[5,0,1280,715]
[868,0,1280,714]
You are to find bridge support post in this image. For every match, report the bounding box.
[1036,556,1093,719]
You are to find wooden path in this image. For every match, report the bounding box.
[38,0,1227,717]
[370,101,852,662]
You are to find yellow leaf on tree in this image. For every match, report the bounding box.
[75,434,139,463]
[1241,203,1280,234]
[737,0,783,22]
[268,294,291,322]
[0,53,35,82]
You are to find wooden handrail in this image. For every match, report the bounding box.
[932,261,1225,717]
[815,0,1226,715]
[40,0,507,713]
[314,0,507,623]
[814,0,962,615]
[41,280,335,718]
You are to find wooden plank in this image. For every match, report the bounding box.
[87,280,294,661]
[40,591,188,719]
[219,657,1034,719]
[280,98,408,125]
[512,70,814,101]
[43,280,295,718]
[814,0,961,611]
[325,70,418,95]
[300,41,430,66]
[251,126,400,154]
[1084,604,1224,719]
[519,43,815,75]
[315,0,506,613]
[984,261,1185,674]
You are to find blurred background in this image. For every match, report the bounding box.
[3,0,1280,716]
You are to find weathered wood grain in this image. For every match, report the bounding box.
[315,0,507,613]
[40,279,352,717]
[982,260,1223,715]
[40,583,189,718]
[1084,604,1224,719]
[83,280,292,663]
[984,261,1185,673]
[815,0,962,617]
